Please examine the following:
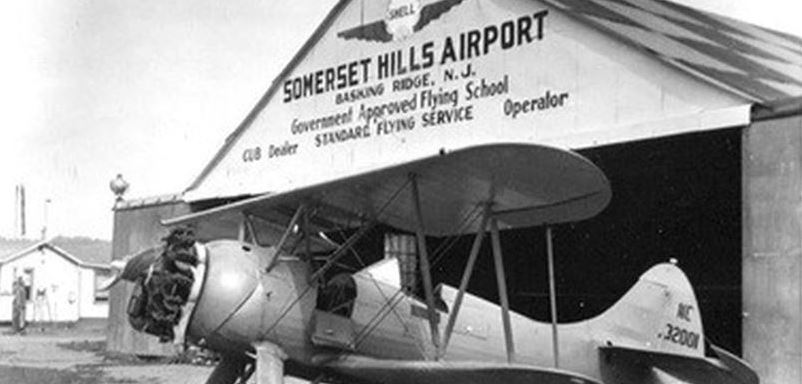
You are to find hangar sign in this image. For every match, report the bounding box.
[281,9,553,150]
[187,0,747,201]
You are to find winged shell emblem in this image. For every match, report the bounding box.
[338,0,465,43]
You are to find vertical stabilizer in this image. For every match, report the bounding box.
[598,263,704,358]
[597,263,758,384]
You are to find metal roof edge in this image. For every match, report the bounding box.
[82,262,112,271]
[185,0,354,193]
[113,193,185,211]
[46,243,93,267]
[751,96,802,122]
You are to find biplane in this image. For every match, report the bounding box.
[105,143,758,384]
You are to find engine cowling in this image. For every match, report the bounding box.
[185,240,270,353]
[125,236,286,351]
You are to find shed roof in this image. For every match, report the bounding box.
[0,238,37,260]
[0,237,111,269]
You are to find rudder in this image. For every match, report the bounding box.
[597,262,704,358]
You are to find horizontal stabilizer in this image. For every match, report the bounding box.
[321,355,601,384]
[600,345,758,384]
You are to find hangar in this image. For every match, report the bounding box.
[107,1,802,383]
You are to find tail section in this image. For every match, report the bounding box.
[596,262,704,358]
[595,263,759,384]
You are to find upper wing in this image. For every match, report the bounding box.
[599,345,759,384]
[322,355,601,384]
[165,143,611,236]
[414,0,465,32]
[337,20,392,43]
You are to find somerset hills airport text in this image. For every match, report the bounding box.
[283,11,549,104]
[249,10,569,157]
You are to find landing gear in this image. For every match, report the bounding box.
[205,353,251,384]
[255,343,287,384]
[206,343,287,384]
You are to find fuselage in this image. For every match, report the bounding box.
[182,241,646,382]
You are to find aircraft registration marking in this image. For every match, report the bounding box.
[676,303,694,322]
[658,323,700,349]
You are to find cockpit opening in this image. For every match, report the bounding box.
[316,273,357,318]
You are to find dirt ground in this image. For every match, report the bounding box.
[0,323,317,384]
[0,323,216,384]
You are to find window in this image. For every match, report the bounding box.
[22,268,33,301]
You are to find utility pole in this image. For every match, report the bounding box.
[41,198,51,240]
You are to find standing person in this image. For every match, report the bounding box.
[12,277,27,333]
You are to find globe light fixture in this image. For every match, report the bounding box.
[110,174,129,201]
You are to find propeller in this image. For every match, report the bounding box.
[98,245,164,291]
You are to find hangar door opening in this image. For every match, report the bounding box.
[431,127,743,355]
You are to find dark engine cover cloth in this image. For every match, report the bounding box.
[127,228,198,342]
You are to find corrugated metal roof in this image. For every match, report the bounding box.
[542,0,802,103]
[50,237,111,266]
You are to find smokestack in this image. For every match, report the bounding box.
[14,186,18,236]
[41,198,51,240]
[15,184,26,237]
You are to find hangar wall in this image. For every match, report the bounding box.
[743,115,802,384]
[107,198,189,356]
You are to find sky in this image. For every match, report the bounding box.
[0,0,800,241]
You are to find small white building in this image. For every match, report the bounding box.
[0,239,111,323]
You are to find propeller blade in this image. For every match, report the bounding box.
[98,246,164,290]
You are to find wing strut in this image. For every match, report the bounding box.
[266,204,306,272]
[546,227,559,368]
[439,210,561,367]
[438,204,517,363]
[441,204,491,356]
[309,220,377,283]
[410,174,441,357]
[490,217,516,363]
